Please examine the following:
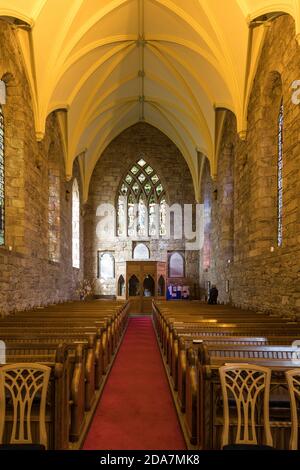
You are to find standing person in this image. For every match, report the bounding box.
[208,285,218,304]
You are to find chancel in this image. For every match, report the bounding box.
[0,0,300,453]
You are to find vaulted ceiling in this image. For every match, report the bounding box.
[0,0,299,200]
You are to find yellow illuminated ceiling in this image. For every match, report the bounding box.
[0,0,299,201]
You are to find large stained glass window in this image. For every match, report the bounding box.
[117,157,167,237]
[72,178,80,268]
[0,105,4,245]
[277,99,283,247]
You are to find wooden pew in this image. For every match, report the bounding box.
[0,300,130,446]
[192,344,300,449]
[4,339,91,442]
[152,302,299,355]
[0,329,97,408]
[176,336,268,408]
[152,300,300,450]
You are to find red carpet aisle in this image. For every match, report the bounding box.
[83,317,186,450]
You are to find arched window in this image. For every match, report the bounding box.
[0,104,4,246]
[202,159,212,270]
[133,243,150,260]
[72,178,80,268]
[48,145,61,262]
[98,252,115,279]
[277,99,283,247]
[168,252,185,278]
[158,275,166,297]
[117,157,167,237]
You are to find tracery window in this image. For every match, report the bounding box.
[0,105,4,245]
[72,178,80,268]
[117,157,167,238]
[277,99,283,247]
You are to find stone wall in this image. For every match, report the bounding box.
[200,15,300,316]
[0,20,83,315]
[84,122,198,297]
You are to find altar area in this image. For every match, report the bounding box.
[116,261,167,314]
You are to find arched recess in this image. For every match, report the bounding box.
[83,117,199,203]
[168,251,185,278]
[201,158,213,272]
[0,14,33,28]
[0,72,26,252]
[241,12,295,136]
[128,274,140,297]
[216,111,236,264]
[117,275,125,297]
[143,275,155,297]
[253,70,283,249]
[133,243,150,260]
[158,275,166,297]
[48,141,61,262]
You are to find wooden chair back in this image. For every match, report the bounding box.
[0,363,51,449]
[285,369,300,450]
[219,363,273,448]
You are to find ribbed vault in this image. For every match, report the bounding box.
[0,0,299,200]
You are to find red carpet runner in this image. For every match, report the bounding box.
[83,317,186,450]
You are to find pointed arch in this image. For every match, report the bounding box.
[133,243,150,260]
[117,275,125,296]
[143,274,155,297]
[128,274,140,297]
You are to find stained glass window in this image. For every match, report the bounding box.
[127,193,136,237]
[138,195,147,237]
[137,158,146,167]
[72,178,80,268]
[160,198,167,236]
[145,165,153,175]
[0,105,4,246]
[48,164,61,262]
[117,157,166,238]
[277,99,283,247]
[117,195,126,236]
[149,194,157,237]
